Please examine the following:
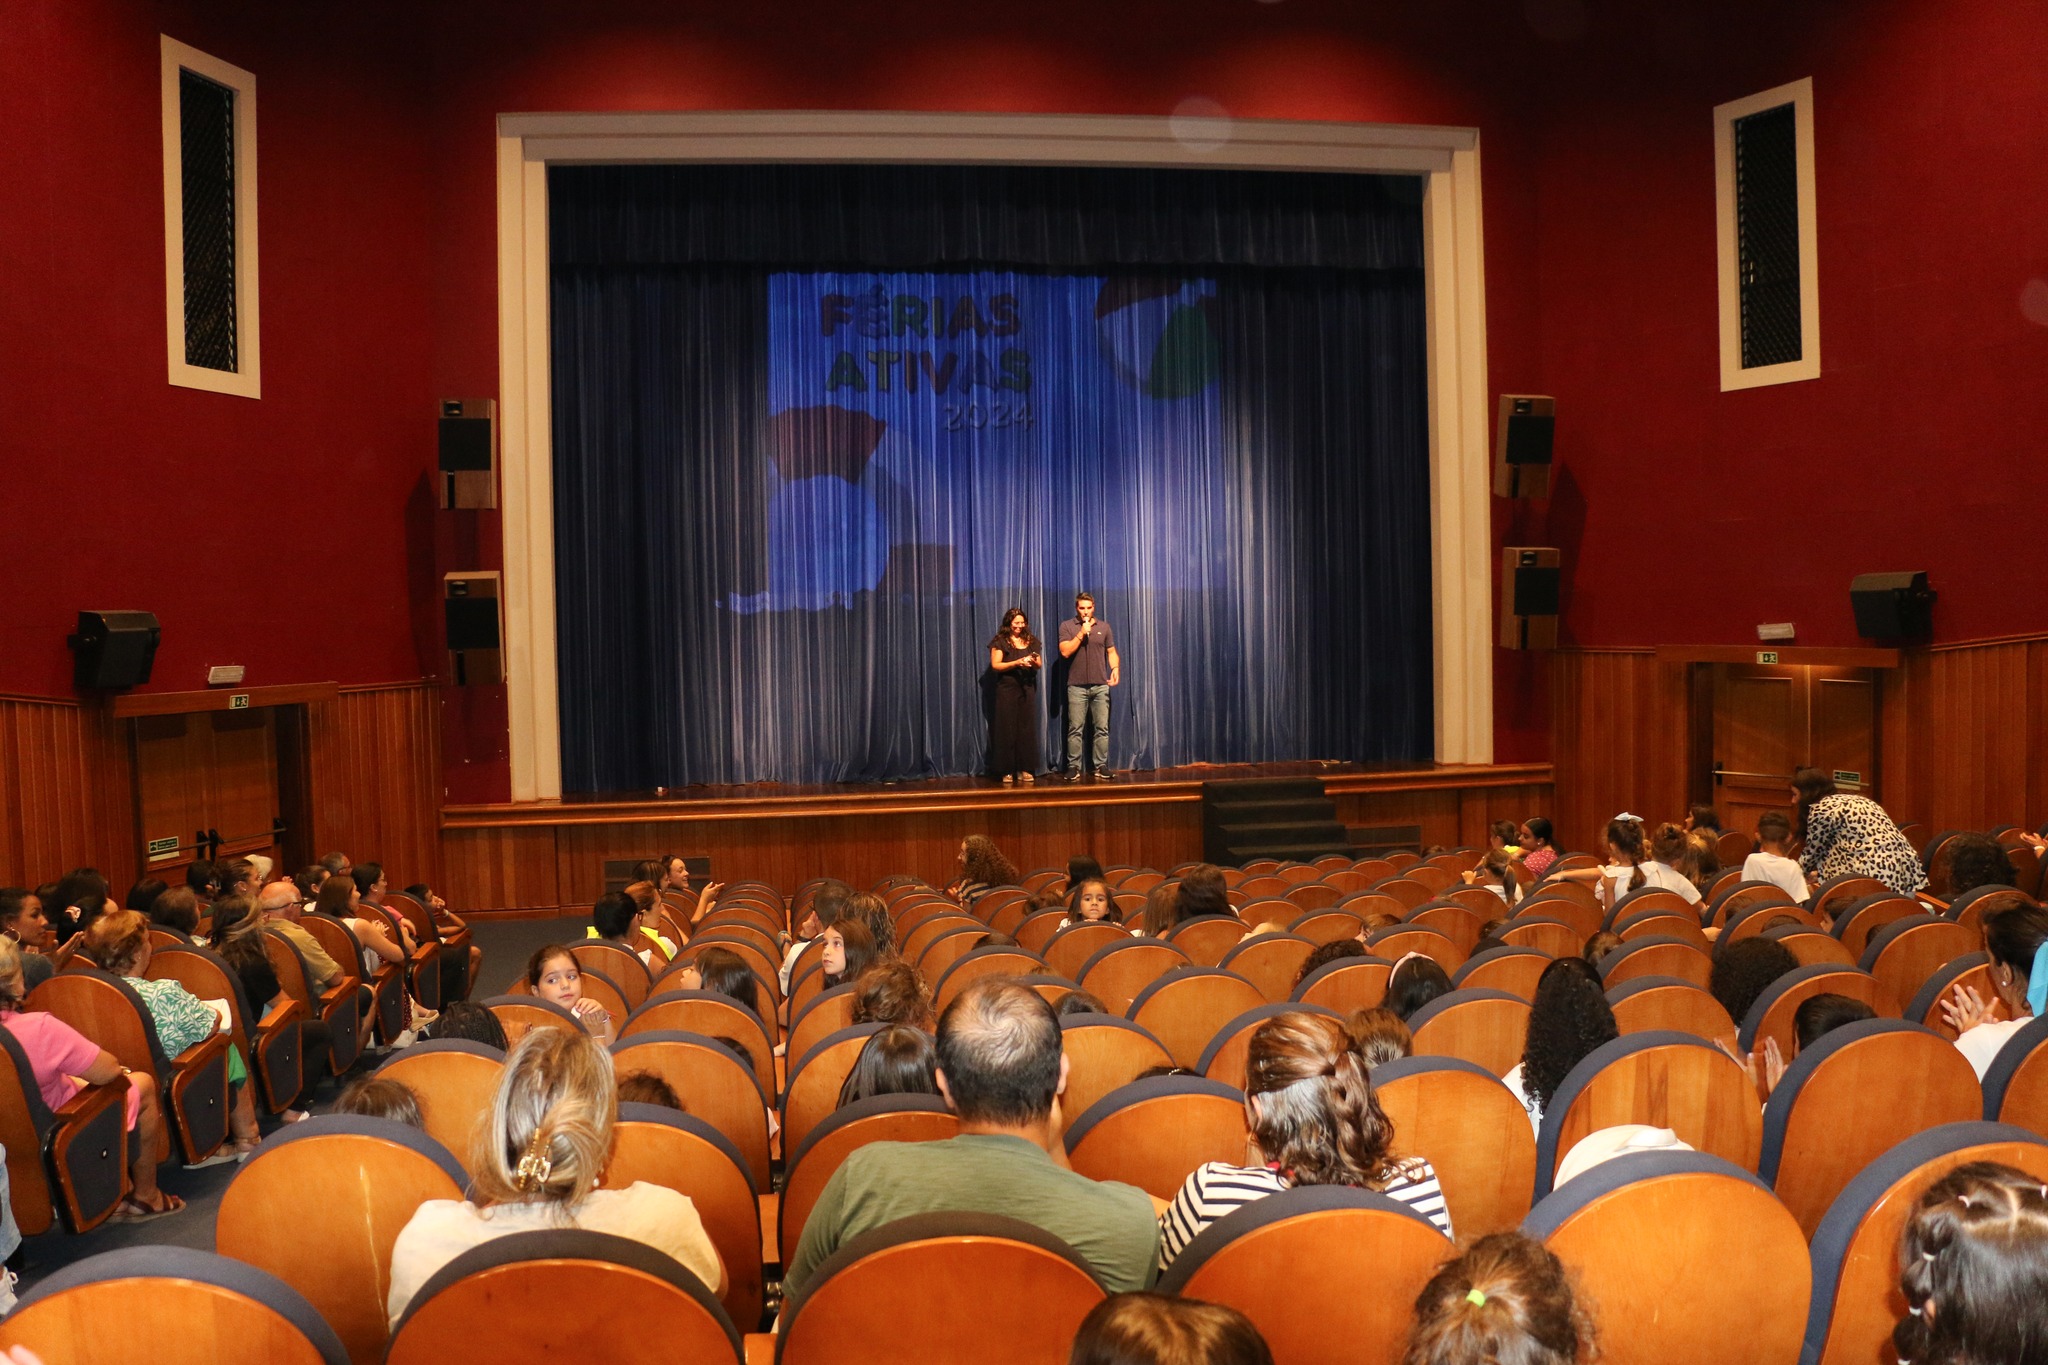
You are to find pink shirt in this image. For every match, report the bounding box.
[2,1009,140,1128]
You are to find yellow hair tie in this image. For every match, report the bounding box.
[1466,1289,1487,1307]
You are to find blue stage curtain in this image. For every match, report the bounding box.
[550,166,1432,791]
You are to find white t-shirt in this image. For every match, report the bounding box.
[1601,861,1702,907]
[1955,1017,2033,1081]
[385,1183,724,1328]
[1742,852,1809,904]
[1500,1062,1543,1138]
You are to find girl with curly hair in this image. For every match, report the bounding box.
[1501,957,1619,1137]
[948,835,1020,909]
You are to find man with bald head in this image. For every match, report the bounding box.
[259,881,342,991]
[781,978,1159,1301]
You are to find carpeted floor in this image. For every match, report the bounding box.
[10,915,587,1293]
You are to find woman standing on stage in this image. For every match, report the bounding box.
[988,607,1043,784]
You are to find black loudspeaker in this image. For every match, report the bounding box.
[1849,572,1936,640]
[69,611,161,690]
[445,573,503,685]
[1499,548,1561,650]
[437,398,497,509]
[1492,395,1555,498]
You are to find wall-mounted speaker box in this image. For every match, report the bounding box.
[444,572,503,685]
[69,611,161,691]
[1492,394,1554,498]
[438,398,497,509]
[1499,547,1561,650]
[1849,571,1936,640]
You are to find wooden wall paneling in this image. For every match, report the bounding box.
[440,825,562,913]
[1921,642,2034,833]
[2030,641,2048,828]
[0,695,134,892]
[1550,651,1690,855]
[307,683,444,890]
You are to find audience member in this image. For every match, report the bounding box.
[1065,877,1116,927]
[1517,818,1558,880]
[123,878,167,914]
[319,852,353,880]
[424,1000,508,1050]
[1793,767,1926,894]
[949,836,1021,908]
[676,945,764,1020]
[1384,954,1453,1022]
[617,1070,684,1110]
[1403,1232,1596,1365]
[852,960,936,1030]
[1463,850,1520,907]
[385,1026,724,1326]
[1946,833,2019,897]
[1580,930,1622,967]
[1157,1010,1450,1271]
[524,944,614,1045]
[621,881,678,962]
[1552,1125,1693,1188]
[1141,882,1183,938]
[1471,919,1510,956]
[784,978,1159,1299]
[844,891,895,958]
[836,1024,942,1106]
[782,880,853,992]
[1345,1007,1414,1068]
[209,895,320,1113]
[1176,866,1231,921]
[335,1075,424,1128]
[1502,958,1618,1136]
[1709,937,1798,1033]
[1488,820,1522,858]
[220,859,258,900]
[1647,823,1706,905]
[1795,991,1876,1050]
[1294,938,1368,991]
[0,888,59,989]
[259,882,346,994]
[1069,1293,1273,1365]
[1067,856,1107,894]
[147,886,201,936]
[587,890,666,966]
[1056,988,1110,1017]
[1892,1161,2048,1365]
[1555,816,1697,909]
[1741,813,1808,902]
[52,869,112,944]
[184,860,224,908]
[821,918,878,989]
[292,865,328,905]
[1945,902,2047,1079]
[1685,804,1723,835]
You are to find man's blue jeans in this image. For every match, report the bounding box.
[1066,683,1110,773]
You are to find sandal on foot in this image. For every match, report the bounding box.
[113,1192,186,1223]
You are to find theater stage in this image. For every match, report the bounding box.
[441,760,1552,917]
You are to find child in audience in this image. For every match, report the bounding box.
[1709,937,1799,1036]
[1403,1232,1596,1365]
[676,945,764,1020]
[836,1024,942,1106]
[851,960,936,1030]
[844,891,895,959]
[821,919,878,990]
[781,880,852,993]
[1580,930,1622,967]
[1176,866,1231,920]
[1384,954,1453,1022]
[1648,823,1708,905]
[1471,919,1510,957]
[1502,958,1618,1136]
[524,944,614,1045]
[1345,1007,1413,1068]
[586,890,669,967]
[1068,1293,1273,1365]
[335,1075,424,1128]
[617,1070,684,1110]
[1294,938,1368,991]
[385,1026,724,1327]
[1742,813,1808,902]
[1064,877,1116,928]
[1157,1011,1449,1271]
[1724,992,1876,1101]
[1461,851,1520,907]
[424,1000,508,1050]
[1055,989,1109,1017]
[1554,816,1697,910]
[1893,1161,2048,1365]
[1944,902,2047,1079]
[1141,882,1184,938]
[1488,820,1522,859]
[948,835,1021,908]
[1517,818,1559,880]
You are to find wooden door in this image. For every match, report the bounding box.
[1711,666,1879,840]
[133,709,283,882]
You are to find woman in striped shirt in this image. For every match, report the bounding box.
[1157,1011,1451,1271]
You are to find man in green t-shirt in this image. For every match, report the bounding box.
[782,979,1159,1302]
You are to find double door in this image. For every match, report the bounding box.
[132,708,288,882]
[1709,664,1879,838]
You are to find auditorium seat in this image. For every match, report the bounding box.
[1738,964,1895,1057]
[1155,1186,1452,1365]
[1127,968,1268,1069]
[1450,945,1550,1000]
[1518,882,1602,938]
[1613,909,1711,951]
[1405,988,1530,1077]
[1288,908,1370,944]
[1807,875,1888,925]
[931,945,1048,1010]
[785,984,855,1064]
[913,925,984,981]
[1499,915,1582,957]
[1714,829,1757,867]
[1762,923,1859,968]
[973,887,1031,926]
[1406,903,1484,954]
[677,934,784,1008]
[1063,1075,1249,1199]
[568,968,633,1032]
[1758,1018,1983,1237]
[0,1247,350,1365]
[1606,976,1739,1051]
[778,1213,1105,1365]
[1241,874,1290,900]
[1235,897,1295,930]
[1284,882,1343,913]
[1443,886,1511,918]
[1905,952,1994,1041]
[217,1116,467,1365]
[1366,925,1465,974]
[602,1102,764,1331]
[1014,908,1070,953]
[1290,955,1393,1015]
[1022,868,1065,895]
[1802,1122,2048,1365]
[1058,1014,1174,1119]
[148,939,305,1115]
[1166,914,1250,966]
[1044,921,1135,980]
[610,1031,772,1190]
[621,989,775,1095]
[1076,938,1191,1014]
[569,941,653,1010]
[1942,882,2037,937]
[385,1229,741,1365]
[1859,915,1978,1019]
[1535,1031,1762,1197]
[0,1025,128,1235]
[1597,935,1713,990]
[30,965,232,1165]
[301,914,405,1046]
[484,993,587,1047]
[266,926,364,1074]
[778,1095,958,1257]
[1370,1055,1536,1236]
[1282,861,1330,885]
[1321,870,1371,895]
[1704,879,1795,928]
[1602,887,1695,930]
[1198,1003,1344,1091]
[1829,893,1925,957]
[1219,933,1317,1002]
[374,1040,504,1173]
[899,913,980,967]
[1982,1014,2048,1130]
[781,1023,885,1157]
[1525,1152,1809,1365]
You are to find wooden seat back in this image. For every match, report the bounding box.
[782,1024,885,1157]
[786,986,856,1065]
[1289,909,1370,944]
[1198,1004,1344,1092]
[1860,916,1979,1018]
[900,913,982,966]
[619,990,774,1096]
[1537,1031,1763,1196]
[1373,878,1434,910]
[1371,1056,1536,1237]
[482,994,588,1049]
[1602,887,1695,929]
[609,1032,771,1190]
[1606,977,1739,1051]
[1613,911,1711,950]
[1058,1016,1174,1119]
[1166,915,1249,966]
[1407,904,1484,954]
[1219,934,1317,1002]
[1450,946,1551,1001]
[1064,1076,1249,1200]
[778,1096,958,1255]
[932,948,1047,1010]
[1739,964,1895,1056]
[1598,936,1713,990]
[1365,926,1466,974]
[1127,969,1268,1069]
[1285,882,1343,913]
[1043,922,1133,980]
[570,942,653,1009]
[0,1027,128,1236]
[1014,909,1070,953]
[373,1041,504,1174]
[1076,938,1191,1015]
[1983,1015,2048,1132]
[1905,953,1996,1041]
[1499,916,1582,957]
[1830,894,1925,957]
[1406,988,1531,1077]
[602,1104,764,1331]
[1291,957,1394,1015]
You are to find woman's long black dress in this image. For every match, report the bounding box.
[989,640,1041,777]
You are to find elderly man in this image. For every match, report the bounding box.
[781,978,1159,1301]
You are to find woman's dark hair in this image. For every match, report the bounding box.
[149,886,202,935]
[1141,882,1183,938]
[824,917,878,988]
[1522,817,1554,849]
[1948,835,2018,897]
[1791,767,1839,841]
[351,862,384,897]
[692,946,761,1018]
[1604,819,1648,893]
[1688,804,1723,833]
[1067,855,1106,887]
[960,836,1020,888]
[851,960,934,1029]
[836,1024,941,1107]
[1984,903,2048,979]
[1245,1011,1404,1189]
[1520,957,1619,1115]
[631,859,665,887]
[1893,1161,2048,1365]
[1069,1292,1274,1365]
[1403,1232,1594,1365]
[1295,938,1368,989]
[1384,955,1454,1021]
[1792,993,1876,1051]
[1176,865,1231,920]
[426,1000,509,1049]
[184,861,222,898]
[1709,937,1800,1028]
[989,607,1039,651]
[591,891,640,941]
[125,878,168,913]
[844,892,894,958]
[1472,920,1511,956]
[55,869,112,937]
[1054,988,1108,1016]
[1345,1007,1414,1068]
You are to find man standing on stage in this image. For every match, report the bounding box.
[1058,591,1120,780]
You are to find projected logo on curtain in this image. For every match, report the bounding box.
[738,272,1223,611]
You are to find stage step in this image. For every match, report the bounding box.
[1202,777,1355,867]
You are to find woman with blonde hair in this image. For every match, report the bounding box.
[1156,1010,1449,1271]
[385,1025,723,1326]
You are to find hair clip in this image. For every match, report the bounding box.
[1922,1249,1936,1262]
[1612,812,1643,824]
[514,1133,553,1191]
[1465,1289,1486,1307]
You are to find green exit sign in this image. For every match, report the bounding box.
[1756,650,1780,664]
[145,835,180,860]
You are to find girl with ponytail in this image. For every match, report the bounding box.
[1557,815,1698,909]
[1157,1011,1450,1271]
[1403,1232,1595,1365]
[385,1025,725,1327]
[1892,1161,2048,1365]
